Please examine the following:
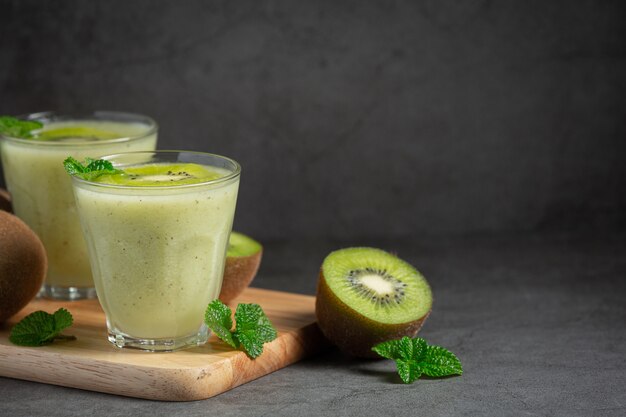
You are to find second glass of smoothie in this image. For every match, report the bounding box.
[0,111,158,300]
[70,151,241,351]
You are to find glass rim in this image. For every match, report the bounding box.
[0,110,158,146]
[70,150,241,190]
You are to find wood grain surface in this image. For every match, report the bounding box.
[0,287,329,401]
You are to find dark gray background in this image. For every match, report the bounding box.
[1,0,624,241]
[2,2,626,416]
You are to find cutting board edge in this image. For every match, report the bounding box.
[0,321,328,401]
[0,312,330,401]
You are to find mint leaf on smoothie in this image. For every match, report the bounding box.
[372,336,462,384]
[63,156,123,181]
[0,116,43,138]
[204,300,277,358]
[63,156,88,175]
[9,308,76,347]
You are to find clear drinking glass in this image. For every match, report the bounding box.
[70,151,241,351]
[0,111,158,300]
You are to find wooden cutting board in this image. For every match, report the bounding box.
[0,287,329,401]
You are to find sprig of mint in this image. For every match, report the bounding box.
[9,308,76,347]
[63,156,123,181]
[372,336,462,384]
[204,300,277,358]
[0,115,43,138]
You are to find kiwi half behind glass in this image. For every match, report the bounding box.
[315,247,432,358]
[218,232,263,304]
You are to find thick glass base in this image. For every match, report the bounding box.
[107,326,209,352]
[43,284,97,300]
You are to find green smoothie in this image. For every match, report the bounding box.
[0,113,157,300]
[70,152,240,350]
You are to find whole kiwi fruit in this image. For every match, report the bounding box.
[0,210,47,322]
[315,247,432,358]
[218,232,263,304]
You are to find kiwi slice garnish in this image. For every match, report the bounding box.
[218,232,263,304]
[0,211,47,322]
[94,163,223,186]
[36,126,121,141]
[315,247,432,358]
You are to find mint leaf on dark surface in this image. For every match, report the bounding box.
[372,336,426,361]
[371,337,401,360]
[372,336,462,384]
[395,359,423,384]
[9,308,75,347]
[421,345,463,377]
[204,300,237,348]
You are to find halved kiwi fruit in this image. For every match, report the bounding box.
[218,232,263,304]
[0,210,47,322]
[315,247,432,358]
[0,188,11,212]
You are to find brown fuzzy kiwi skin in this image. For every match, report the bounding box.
[0,211,47,322]
[0,188,11,213]
[218,250,262,304]
[315,270,431,358]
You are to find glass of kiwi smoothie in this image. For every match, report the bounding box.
[0,111,158,300]
[69,151,240,351]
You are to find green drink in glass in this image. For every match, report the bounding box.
[68,151,240,351]
[0,111,158,300]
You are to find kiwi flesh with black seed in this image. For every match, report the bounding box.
[218,232,263,304]
[315,247,432,358]
[0,210,47,322]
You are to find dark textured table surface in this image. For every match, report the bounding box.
[2,232,625,417]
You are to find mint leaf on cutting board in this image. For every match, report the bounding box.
[9,308,76,347]
[233,303,278,359]
[204,299,238,349]
[204,300,277,358]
